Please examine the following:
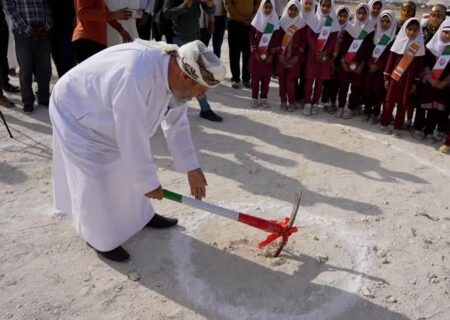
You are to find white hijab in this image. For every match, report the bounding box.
[373,10,397,45]
[299,0,319,32]
[316,0,341,33]
[390,18,425,56]
[251,0,280,33]
[335,5,350,31]
[426,18,450,57]
[345,3,373,38]
[368,0,383,29]
[280,0,304,31]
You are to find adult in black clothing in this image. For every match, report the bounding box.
[48,0,77,77]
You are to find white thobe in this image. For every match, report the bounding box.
[106,0,140,46]
[50,41,200,251]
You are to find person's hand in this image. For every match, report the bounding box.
[201,0,214,7]
[429,78,439,88]
[410,84,417,94]
[145,185,164,200]
[355,62,364,75]
[267,55,273,64]
[437,81,448,90]
[111,8,132,20]
[369,64,378,73]
[341,60,350,72]
[120,29,132,42]
[184,0,193,7]
[137,12,149,27]
[187,168,207,200]
[384,80,390,89]
[254,52,261,61]
[207,21,214,34]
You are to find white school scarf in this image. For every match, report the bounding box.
[316,0,341,33]
[345,3,373,39]
[335,5,350,32]
[390,17,425,56]
[251,0,280,33]
[280,0,304,31]
[299,0,319,33]
[372,10,397,60]
[426,18,450,57]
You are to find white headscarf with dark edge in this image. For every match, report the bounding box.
[335,5,350,31]
[426,18,450,57]
[390,17,425,56]
[316,0,341,33]
[299,0,320,32]
[251,0,280,33]
[345,3,373,39]
[280,0,304,31]
[373,10,397,45]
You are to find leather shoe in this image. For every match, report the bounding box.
[145,213,178,229]
[88,244,130,262]
[199,110,223,122]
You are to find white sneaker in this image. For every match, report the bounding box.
[251,99,259,108]
[342,108,352,119]
[261,98,269,108]
[335,108,344,118]
[311,104,318,115]
[303,103,312,115]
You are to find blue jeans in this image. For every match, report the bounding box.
[172,36,211,113]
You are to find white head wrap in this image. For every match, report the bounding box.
[426,18,450,57]
[345,3,374,38]
[315,0,341,33]
[299,0,319,32]
[367,0,383,29]
[373,10,397,45]
[390,17,425,56]
[251,0,280,33]
[280,0,304,31]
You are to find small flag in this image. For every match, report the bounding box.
[316,17,333,51]
[345,30,369,62]
[431,45,450,80]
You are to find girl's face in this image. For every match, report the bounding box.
[303,0,314,13]
[406,23,419,40]
[320,0,332,16]
[371,2,382,17]
[379,15,392,31]
[288,4,299,19]
[263,1,273,16]
[337,11,349,25]
[442,30,450,43]
[356,7,368,23]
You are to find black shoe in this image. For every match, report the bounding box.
[199,110,223,122]
[3,83,20,93]
[231,81,240,89]
[242,81,251,88]
[90,244,130,262]
[23,105,34,114]
[145,213,178,229]
[38,102,49,107]
[9,69,17,76]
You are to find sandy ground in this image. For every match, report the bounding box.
[1,37,450,320]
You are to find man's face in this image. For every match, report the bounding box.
[429,6,445,29]
[371,2,382,18]
[172,73,208,105]
[356,7,368,23]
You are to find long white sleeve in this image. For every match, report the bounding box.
[161,104,200,172]
[112,73,161,195]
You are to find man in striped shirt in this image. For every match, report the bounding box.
[3,0,53,113]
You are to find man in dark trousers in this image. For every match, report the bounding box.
[0,1,16,108]
[224,0,260,89]
[137,0,155,40]
[164,0,223,122]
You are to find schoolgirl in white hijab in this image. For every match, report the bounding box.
[345,3,374,39]
[372,10,397,60]
[390,17,425,57]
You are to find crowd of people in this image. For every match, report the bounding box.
[0,0,450,153]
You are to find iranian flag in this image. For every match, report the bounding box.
[345,30,369,62]
[372,34,392,61]
[258,23,275,56]
[316,17,333,50]
[431,45,450,80]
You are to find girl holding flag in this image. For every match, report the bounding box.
[303,0,340,116]
[321,5,350,114]
[380,18,425,136]
[276,0,306,112]
[414,19,450,141]
[249,0,280,108]
[335,3,374,119]
[362,10,397,124]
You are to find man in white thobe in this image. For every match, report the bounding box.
[50,40,226,262]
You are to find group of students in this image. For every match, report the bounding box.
[245,0,450,153]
